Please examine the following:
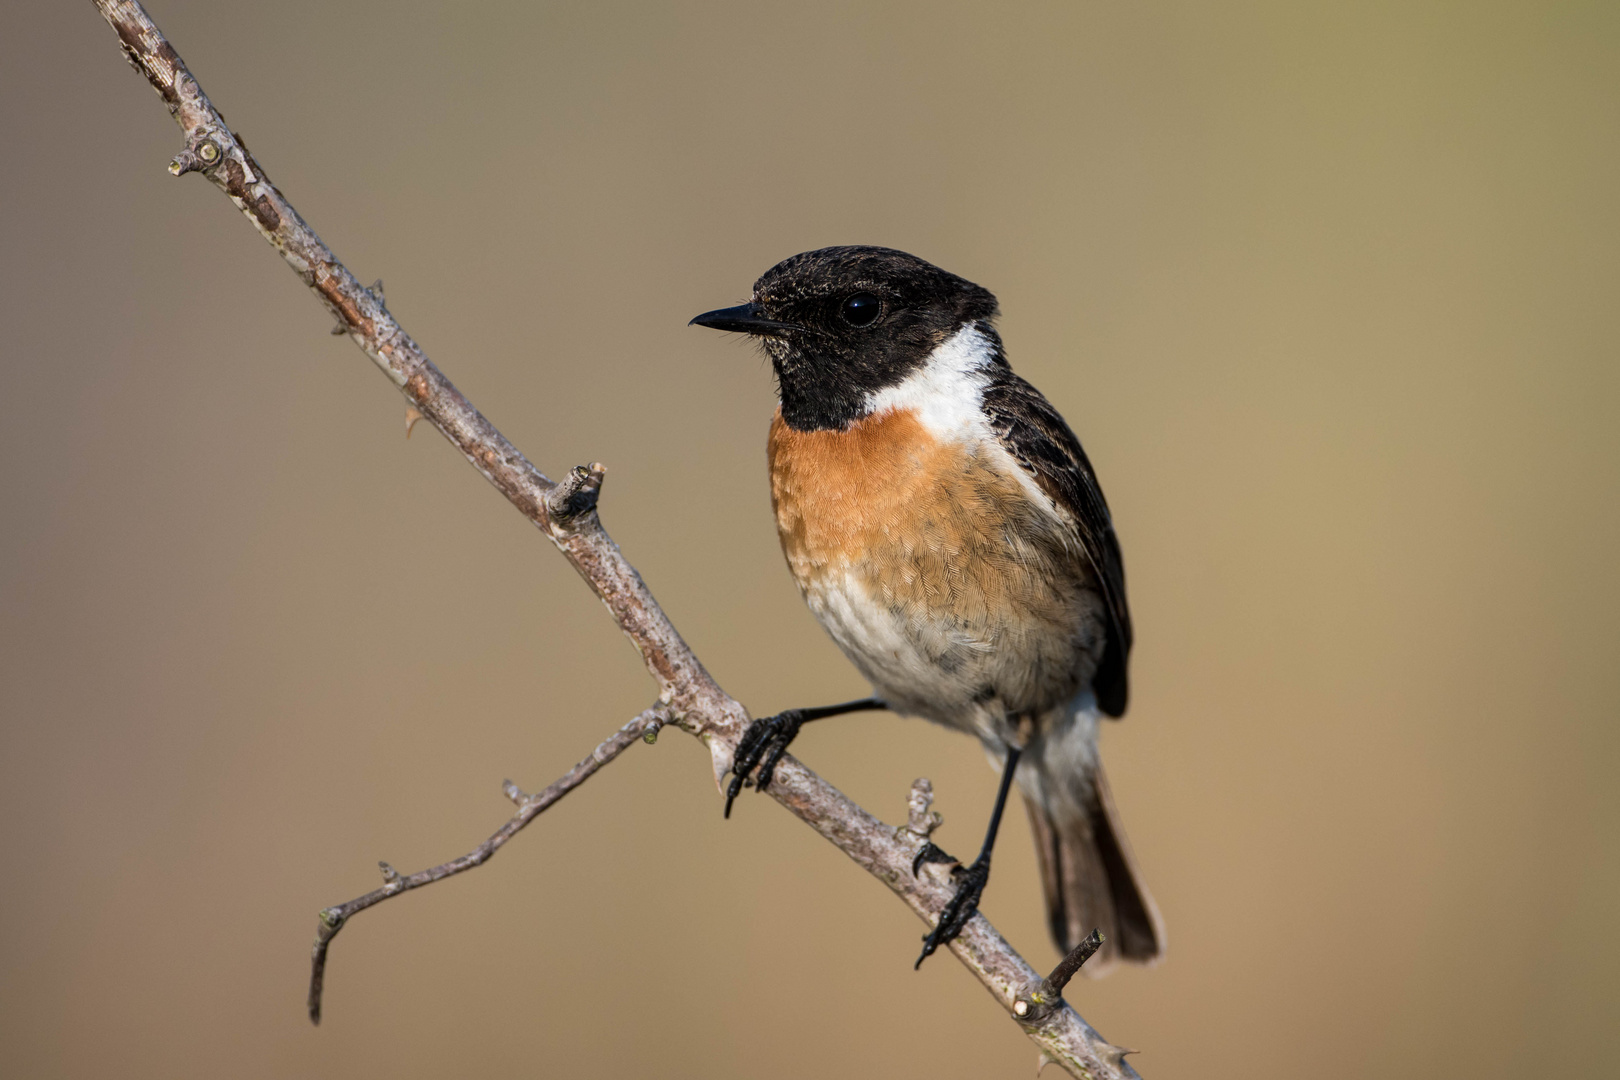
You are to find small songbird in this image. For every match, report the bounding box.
[691,246,1163,972]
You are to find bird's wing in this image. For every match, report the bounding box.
[980,367,1133,717]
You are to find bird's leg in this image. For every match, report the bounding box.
[915,745,1022,968]
[724,697,888,817]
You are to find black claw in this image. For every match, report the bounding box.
[722,771,748,819]
[915,856,990,968]
[723,709,806,817]
[911,841,954,878]
[756,736,793,792]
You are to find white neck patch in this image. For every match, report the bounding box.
[863,323,998,441]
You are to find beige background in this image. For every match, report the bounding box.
[3,2,1616,1077]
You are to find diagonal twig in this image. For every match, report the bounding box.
[307,708,665,1024]
[90,3,1145,1075]
[1013,929,1109,1025]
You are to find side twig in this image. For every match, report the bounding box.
[91,3,1144,1075]
[1014,929,1109,1024]
[306,708,664,1024]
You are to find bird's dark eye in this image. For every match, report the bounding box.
[840,292,882,327]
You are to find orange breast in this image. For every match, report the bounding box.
[769,406,938,570]
[768,406,1062,622]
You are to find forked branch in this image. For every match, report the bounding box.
[91,3,1142,1075]
[306,708,664,1023]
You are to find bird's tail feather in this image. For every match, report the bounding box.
[1017,717,1164,974]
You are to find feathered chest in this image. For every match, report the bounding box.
[768,406,1081,629]
[766,405,1102,727]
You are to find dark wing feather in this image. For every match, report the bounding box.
[980,367,1133,717]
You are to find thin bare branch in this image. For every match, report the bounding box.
[307,709,662,1024]
[91,3,1145,1075]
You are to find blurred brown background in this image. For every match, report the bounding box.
[3,1,1616,1077]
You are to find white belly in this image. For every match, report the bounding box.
[800,560,1102,748]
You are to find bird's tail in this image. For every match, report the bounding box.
[1016,709,1164,975]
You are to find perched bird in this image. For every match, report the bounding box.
[691,246,1163,972]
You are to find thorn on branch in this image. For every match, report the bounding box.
[546,463,606,528]
[378,861,402,885]
[371,279,386,306]
[405,406,424,438]
[1012,929,1106,1023]
[502,779,528,805]
[1097,1042,1137,1070]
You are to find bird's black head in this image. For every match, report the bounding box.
[691,246,1001,431]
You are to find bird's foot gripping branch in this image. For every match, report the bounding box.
[91,2,1143,1075]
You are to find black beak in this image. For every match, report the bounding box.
[689,303,805,338]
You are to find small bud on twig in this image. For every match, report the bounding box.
[905,777,944,837]
[546,463,606,527]
[168,137,220,176]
